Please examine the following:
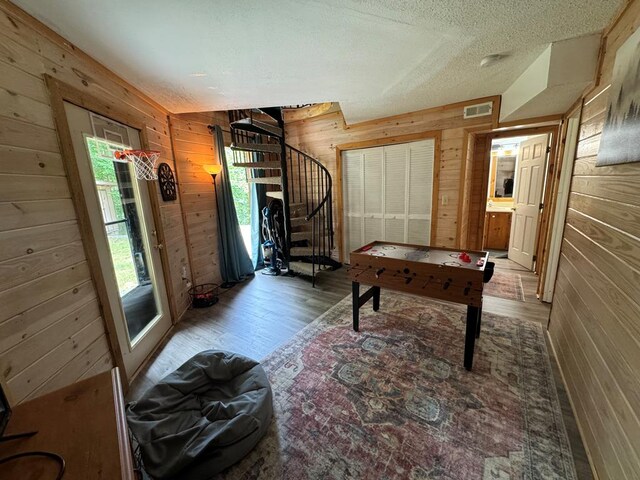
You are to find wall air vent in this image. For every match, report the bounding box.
[463,102,493,119]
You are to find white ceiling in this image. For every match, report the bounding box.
[14,0,622,123]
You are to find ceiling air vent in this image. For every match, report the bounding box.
[463,102,493,119]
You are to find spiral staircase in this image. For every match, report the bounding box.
[228,108,340,285]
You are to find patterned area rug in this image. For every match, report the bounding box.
[483,271,525,302]
[219,293,575,479]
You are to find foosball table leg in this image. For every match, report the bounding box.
[464,305,479,371]
[372,286,380,312]
[476,303,482,339]
[352,281,360,332]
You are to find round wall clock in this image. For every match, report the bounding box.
[157,162,177,201]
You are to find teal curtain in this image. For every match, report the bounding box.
[213,126,254,284]
[250,161,266,270]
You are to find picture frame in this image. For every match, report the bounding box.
[597,26,640,166]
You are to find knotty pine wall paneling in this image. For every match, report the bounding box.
[170,112,230,287]
[457,131,475,249]
[0,0,190,403]
[284,98,498,256]
[548,1,640,478]
[464,133,491,250]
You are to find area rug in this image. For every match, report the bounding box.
[218,293,575,479]
[483,271,525,302]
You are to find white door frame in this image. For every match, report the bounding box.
[542,111,581,302]
[45,75,175,383]
[64,102,172,379]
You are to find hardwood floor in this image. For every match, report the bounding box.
[128,268,352,399]
[128,259,591,479]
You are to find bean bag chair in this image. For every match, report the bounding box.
[126,350,273,479]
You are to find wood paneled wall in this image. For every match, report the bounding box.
[284,99,498,254]
[467,134,492,250]
[0,0,190,403]
[548,1,640,478]
[458,132,477,249]
[170,112,230,287]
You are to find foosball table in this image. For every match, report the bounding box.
[348,241,494,371]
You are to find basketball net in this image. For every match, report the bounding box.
[114,150,160,180]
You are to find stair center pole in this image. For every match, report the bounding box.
[278,111,292,269]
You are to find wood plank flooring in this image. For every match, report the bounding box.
[128,259,591,479]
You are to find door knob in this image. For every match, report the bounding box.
[154,243,164,250]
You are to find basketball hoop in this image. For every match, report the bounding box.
[114,149,160,180]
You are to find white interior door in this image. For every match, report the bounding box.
[543,113,580,301]
[342,139,434,263]
[508,134,549,269]
[64,102,172,379]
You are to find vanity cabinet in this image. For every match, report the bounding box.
[483,211,512,250]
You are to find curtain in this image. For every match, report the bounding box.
[213,125,254,284]
[250,159,267,270]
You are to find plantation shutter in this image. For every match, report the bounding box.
[343,149,363,258]
[407,140,434,243]
[342,139,435,263]
[383,144,407,243]
[363,147,384,246]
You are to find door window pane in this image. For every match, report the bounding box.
[86,136,159,341]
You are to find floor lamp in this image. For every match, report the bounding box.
[204,164,234,288]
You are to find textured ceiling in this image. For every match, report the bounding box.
[13,0,622,123]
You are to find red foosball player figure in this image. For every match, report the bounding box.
[459,252,472,263]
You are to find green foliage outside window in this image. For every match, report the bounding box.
[225,148,250,226]
[87,137,124,219]
[86,137,137,294]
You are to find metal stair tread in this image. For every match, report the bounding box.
[232,161,281,169]
[247,176,281,185]
[290,246,314,256]
[266,191,283,200]
[230,117,283,137]
[231,142,281,154]
[291,245,333,256]
[255,107,283,123]
[288,261,331,277]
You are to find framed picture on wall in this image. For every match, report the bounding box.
[597,26,640,166]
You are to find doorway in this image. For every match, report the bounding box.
[64,103,172,378]
[482,134,550,270]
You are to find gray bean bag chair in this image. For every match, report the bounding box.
[126,350,273,479]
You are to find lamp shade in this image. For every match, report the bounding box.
[203,164,223,177]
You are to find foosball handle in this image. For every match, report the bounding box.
[375,268,385,279]
[443,279,451,290]
[405,277,413,285]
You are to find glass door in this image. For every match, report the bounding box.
[86,136,160,341]
[64,102,172,378]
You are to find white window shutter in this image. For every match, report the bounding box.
[407,139,434,244]
[343,150,362,215]
[364,217,383,244]
[363,148,383,216]
[385,218,405,243]
[383,144,407,216]
[342,150,363,260]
